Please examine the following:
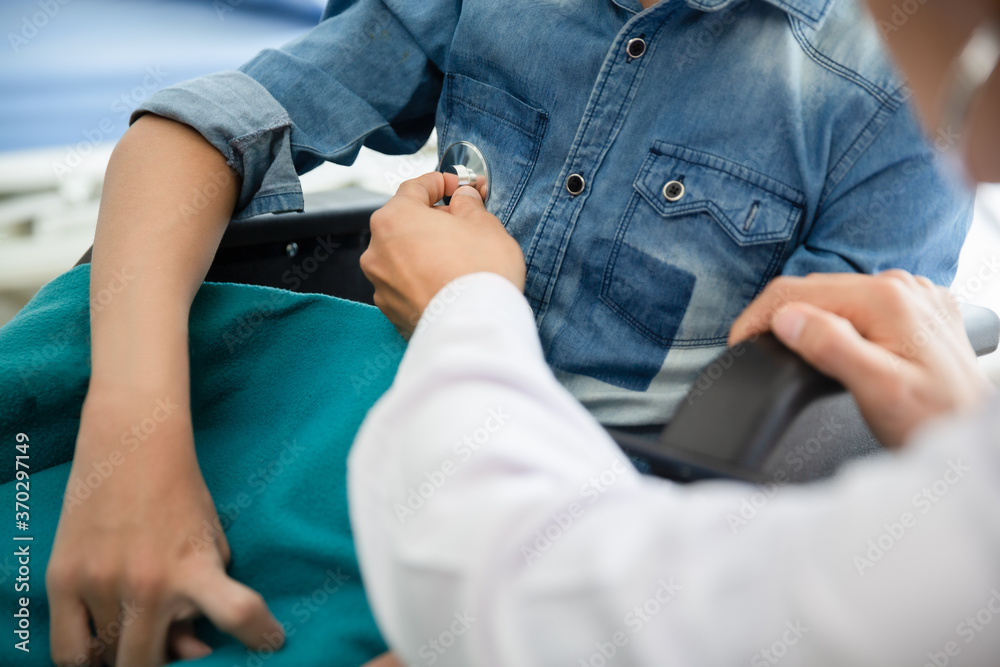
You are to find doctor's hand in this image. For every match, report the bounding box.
[46,389,284,666]
[729,271,994,449]
[361,172,526,337]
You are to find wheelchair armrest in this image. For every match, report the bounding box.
[205,187,387,304]
[963,302,1000,355]
[76,187,388,303]
[614,304,999,484]
[217,187,388,249]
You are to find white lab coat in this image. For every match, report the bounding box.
[348,273,1000,667]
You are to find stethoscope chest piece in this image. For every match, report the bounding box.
[438,141,491,205]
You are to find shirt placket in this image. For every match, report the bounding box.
[523,2,676,324]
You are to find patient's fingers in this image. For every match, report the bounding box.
[216,530,232,567]
[184,572,285,653]
[362,652,406,667]
[86,595,125,665]
[168,621,213,661]
[115,604,172,667]
[48,592,95,667]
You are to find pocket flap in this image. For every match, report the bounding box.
[634,142,805,246]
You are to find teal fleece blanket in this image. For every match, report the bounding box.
[0,265,405,666]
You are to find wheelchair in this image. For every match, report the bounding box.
[78,186,1000,485]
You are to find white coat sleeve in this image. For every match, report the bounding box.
[348,272,1000,667]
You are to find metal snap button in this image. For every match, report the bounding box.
[566,173,586,196]
[663,180,684,202]
[626,37,646,59]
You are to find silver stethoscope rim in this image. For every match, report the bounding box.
[438,141,491,205]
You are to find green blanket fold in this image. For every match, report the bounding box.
[0,265,405,666]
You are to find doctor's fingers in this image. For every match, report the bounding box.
[392,172,447,208]
[729,272,947,348]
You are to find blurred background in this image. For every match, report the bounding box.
[0,0,436,319]
[1,0,999,383]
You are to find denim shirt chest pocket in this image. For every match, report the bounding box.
[436,73,548,227]
[602,142,805,351]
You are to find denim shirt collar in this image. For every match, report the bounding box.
[611,0,835,29]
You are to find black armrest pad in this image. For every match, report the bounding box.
[220,187,387,248]
[74,187,388,267]
[616,304,999,484]
[615,334,842,483]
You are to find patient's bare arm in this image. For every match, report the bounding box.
[46,114,283,667]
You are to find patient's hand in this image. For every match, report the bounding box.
[361,173,526,337]
[362,651,404,667]
[730,271,994,448]
[46,389,284,666]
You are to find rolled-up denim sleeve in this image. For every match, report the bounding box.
[131,0,458,219]
[782,98,974,287]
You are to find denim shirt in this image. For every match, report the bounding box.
[135,0,973,426]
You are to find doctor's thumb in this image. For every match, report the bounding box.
[449,185,485,216]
